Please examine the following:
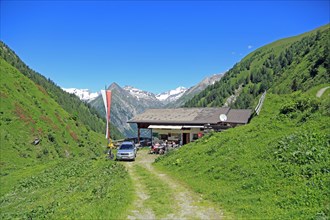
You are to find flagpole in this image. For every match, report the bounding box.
[106,89,113,148]
[102,86,114,159]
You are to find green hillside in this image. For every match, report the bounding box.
[156,88,330,219]
[0,57,104,168]
[185,24,329,108]
[155,24,330,219]
[0,58,133,218]
[0,42,124,140]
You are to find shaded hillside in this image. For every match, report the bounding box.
[0,57,133,219]
[156,86,330,219]
[185,24,329,108]
[0,42,123,140]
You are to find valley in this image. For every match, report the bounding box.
[1,23,329,220]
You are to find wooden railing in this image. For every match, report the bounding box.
[255,91,266,115]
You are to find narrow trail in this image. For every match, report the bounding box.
[316,86,330,98]
[122,150,223,220]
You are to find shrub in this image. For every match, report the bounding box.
[47,133,55,143]
[280,96,319,118]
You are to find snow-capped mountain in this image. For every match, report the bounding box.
[123,86,160,102]
[156,86,187,104]
[62,88,100,102]
[68,73,223,136]
[90,83,164,137]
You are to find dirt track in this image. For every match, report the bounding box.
[122,150,223,220]
[316,86,329,98]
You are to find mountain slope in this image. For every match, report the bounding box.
[167,73,223,108]
[0,57,104,164]
[0,57,133,219]
[0,42,123,140]
[184,24,329,108]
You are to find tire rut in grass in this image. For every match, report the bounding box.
[125,162,156,220]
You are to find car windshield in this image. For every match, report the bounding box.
[120,144,134,150]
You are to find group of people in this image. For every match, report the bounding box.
[149,140,181,154]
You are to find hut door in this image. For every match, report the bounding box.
[183,133,190,145]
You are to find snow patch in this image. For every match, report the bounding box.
[123,86,158,101]
[62,88,100,102]
[156,87,187,102]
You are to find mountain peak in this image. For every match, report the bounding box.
[201,73,224,85]
[108,82,121,90]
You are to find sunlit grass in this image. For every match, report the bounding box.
[0,158,134,219]
[155,92,330,219]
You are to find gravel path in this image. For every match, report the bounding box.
[316,86,330,98]
[123,151,223,220]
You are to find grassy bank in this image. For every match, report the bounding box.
[0,158,133,219]
[155,88,330,219]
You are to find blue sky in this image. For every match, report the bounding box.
[1,1,329,94]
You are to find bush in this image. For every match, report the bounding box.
[274,131,329,166]
[47,133,55,143]
[280,96,319,118]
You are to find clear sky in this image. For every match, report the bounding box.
[1,1,329,94]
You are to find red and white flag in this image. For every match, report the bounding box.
[101,90,112,139]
